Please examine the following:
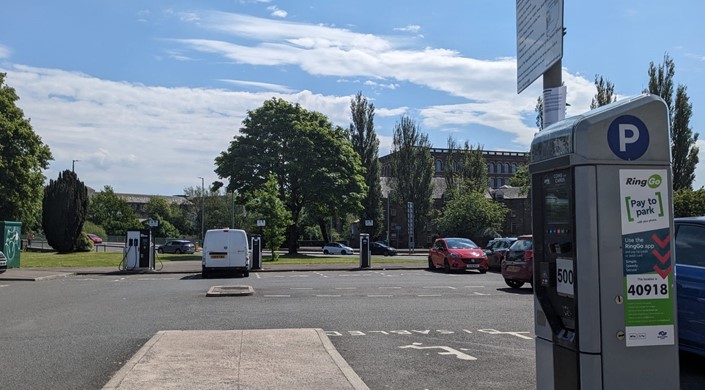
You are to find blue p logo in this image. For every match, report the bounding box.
[608,115,649,160]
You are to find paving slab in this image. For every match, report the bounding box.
[103,328,369,390]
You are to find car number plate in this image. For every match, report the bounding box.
[507,265,520,272]
[210,255,225,259]
[466,264,480,268]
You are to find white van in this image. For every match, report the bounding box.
[202,228,250,278]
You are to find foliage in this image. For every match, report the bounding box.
[444,137,487,194]
[673,188,705,218]
[348,92,384,239]
[389,116,434,246]
[215,97,366,253]
[0,73,53,229]
[82,221,107,238]
[143,196,180,238]
[508,164,531,195]
[41,170,88,253]
[74,233,93,252]
[590,74,616,109]
[434,191,508,241]
[86,186,141,236]
[645,53,699,190]
[246,174,292,261]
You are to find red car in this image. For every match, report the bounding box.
[501,235,533,288]
[86,233,103,244]
[428,237,488,273]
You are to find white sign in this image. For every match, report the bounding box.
[556,257,574,297]
[516,0,564,93]
[365,219,373,226]
[147,218,159,227]
[543,85,567,127]
[256,219,266,227]
[619,169,669,235]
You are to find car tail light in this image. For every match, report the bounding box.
[524,250,534,261]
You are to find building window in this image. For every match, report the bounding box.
[512,163,517,173]
[504,163,510,174]
[490,177,496,188]
[488,162,495,173]
[435,159,442,173]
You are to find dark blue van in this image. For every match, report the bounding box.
[674,217,705,356]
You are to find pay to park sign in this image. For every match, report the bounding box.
[619,169,674,347]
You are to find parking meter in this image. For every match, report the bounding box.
[530,94,678,389]
[251,235,262,270]
[360,234,371,268]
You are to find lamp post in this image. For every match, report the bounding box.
[198,177,205,243]
[72,159,80,172]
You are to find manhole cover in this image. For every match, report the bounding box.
[206,285,255,297]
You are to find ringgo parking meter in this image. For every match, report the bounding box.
[530,94,679,389]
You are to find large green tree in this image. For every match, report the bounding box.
[215,97,366,253]
[645,53,699,190]
[434,192,508,241]
[86,186,141,236]
[590,74,616,109]
[673,188,705,217]
[0,73,53,229]
[443,137,487,195]
[347,92,384,239]
[390,116,434,247]
[143,196,180,238]
[42,170,88,253]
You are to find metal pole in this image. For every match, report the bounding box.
[387,194,390,244]
[198,177,205,242]
[231,191,235,228]
[72,159,80,172]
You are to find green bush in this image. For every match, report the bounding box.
[74,233,94,252]
[82,221,107,239]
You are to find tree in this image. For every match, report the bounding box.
[246,174,292,261]
[86,186,141,236]
[41,170,88,253]
[434,192,508,242]
[444,137,487,195]
[348,92,384,239]
[673,188,705,217]
[645,53,699,190]
[144,196,180,238]
[590,74,616,109]
[390,116,434,247]
[0,73,53,229]
[215,97,366,254]
[508,164,530,195]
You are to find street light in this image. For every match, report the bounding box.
[72,159,80,172]
[198,177,205,243]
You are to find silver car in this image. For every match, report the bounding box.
[322,242,354,255]
[157,240,196,254]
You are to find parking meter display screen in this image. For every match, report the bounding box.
[544,191,569,224]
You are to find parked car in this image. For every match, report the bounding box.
[428,237,488,273]
[371,241,397,256]
[485,237,517,270]
[86,233,103,244]
[158,240,196,254]
[323,242,354,255]
[501,235,533,289]
[0,250,7,273]
[674,217,705,356]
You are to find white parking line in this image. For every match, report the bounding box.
[316,294,341,297]
[418,294,442,297]
[367,295,392,297]
[464,286,485,288]
[263,295,291,298]
[473,292,490,296]
[0,284,9,288]
[378,286,401,289]
[336,287,357,290]
[255,273,261,279]
[424,286,457,290]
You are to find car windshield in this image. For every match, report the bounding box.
[511,239,533,251]
[445,238,478,249]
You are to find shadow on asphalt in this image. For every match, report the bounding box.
[496,287,534,295]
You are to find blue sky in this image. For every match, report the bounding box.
[1,1,703,195]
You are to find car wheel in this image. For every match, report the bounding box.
[444,259,452,274]
[428,257,434,270]
[323,250,329,254]
[157,248,164,254]
[384,250,390,256]
[202,268,209,279]
[505,279,525,289]
[479,269,487,274]
[175,249,181,254]
[243,271,250,278]
[341,250,347,255]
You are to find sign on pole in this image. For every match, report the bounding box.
[256,219,266,227]
[516,0,564,93]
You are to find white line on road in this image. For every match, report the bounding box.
[378,286,401,289]
[316,294,341,297]
[417,294,442,297]
[464,286,485,288]
[367,295,392,297]
[255,273,261,279]
[336,287,357,290]
[263,295,291,298]
[0,285,9,288]
[423,286,457,290]
[473,292,490,296]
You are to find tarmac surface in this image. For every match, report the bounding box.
[1,258,424,389]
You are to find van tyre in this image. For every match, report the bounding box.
[505,279,524,289]
[243,271,249,277]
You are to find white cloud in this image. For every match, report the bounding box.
[220,79,293,93]
[1,65,354,195]
[376,107,408,117]
[0,44,11,59]
[394,25,421,33]
[267,6,287,18]
[364,80,399,90]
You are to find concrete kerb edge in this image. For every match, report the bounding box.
[102,330,166,390]
[314,328,370,390]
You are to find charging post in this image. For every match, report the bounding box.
[530,95,679,389]
[359,233,371,268]
[251,234,262,270]
[124,229,154,271]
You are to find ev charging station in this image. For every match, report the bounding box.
[530,94,679,389]
[251,235,262,270]
[359,233,371,268]
[124,229,154,271]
